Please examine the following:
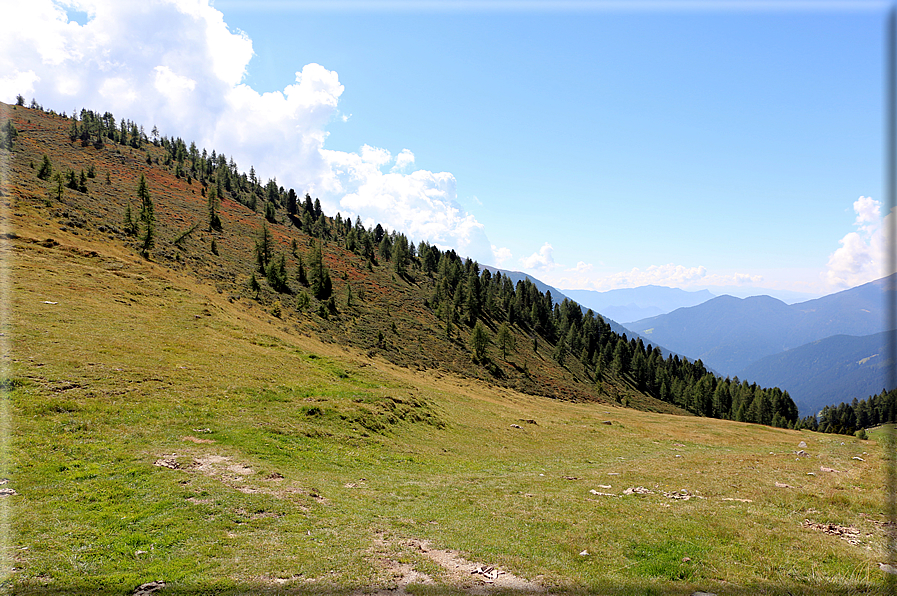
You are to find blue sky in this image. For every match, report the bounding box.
[1,1,890,299]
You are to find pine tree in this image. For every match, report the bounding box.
[308,240,331,299]
[496,322,515,360]
[208,185,222,230]
[249,272,261,298]
[136,174,155,255]
[254,222,273,272]
[266,253,289,293]
[123,202,138,236]
[37,154,52,180]
[470,321,490,363]
[295,254,308,286]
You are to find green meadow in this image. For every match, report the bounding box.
[1,219,890,595]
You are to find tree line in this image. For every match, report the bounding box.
[27,98,801,430]
[795,388,897,437]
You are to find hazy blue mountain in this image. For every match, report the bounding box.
[625,274,895,376]
[483,267,687,362]
[691,285,821,304]
[561,285,715,323]
[738,331,892,417]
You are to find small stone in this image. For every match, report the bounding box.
[133,581,166,596]
[798,441,807,448]
[579,550,589,556]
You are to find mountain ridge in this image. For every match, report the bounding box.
[626,275,893,376]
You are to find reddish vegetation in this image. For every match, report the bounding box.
[1,102,686,414]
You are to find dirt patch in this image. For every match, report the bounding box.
[408,538,544,594]
[361,535,543,595]
[153,452,314,501]
[803,519,868,546]
[182,435,215,444]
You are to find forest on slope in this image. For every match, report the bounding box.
[2,98,799,428]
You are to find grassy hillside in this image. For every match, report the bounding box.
[0,102,683,415]
[0,103,891,594]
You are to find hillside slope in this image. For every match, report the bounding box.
[1,101,802,426]
[1,101,685,413]
[2,186,889,595]
[739,331,892,417]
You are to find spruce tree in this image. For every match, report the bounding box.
[208,185,222,230]
[136,174,154,255]
[37,154,52,180]
[254,222,273,272]
[496,322,515,360]
[470,321,490,363]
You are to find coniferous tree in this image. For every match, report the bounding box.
[0,120,18,150]
[208,185,222,230]
[308,240,332,299]
[136,174,155,256]
[254,222,273,272]
[266,253,289,293]
[496,322,515,360]
[123,202,138,236]
[37,154,52,180]
[470,321,490,363]
[249,272,261,298]
[52,173,64,203]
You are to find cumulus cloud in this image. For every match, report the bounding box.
[520,243,560,272]
[2,0,506,265]
[391,149,414,172]
[491,245,512,266]
[824,196,894,289]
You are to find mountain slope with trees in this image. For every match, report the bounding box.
[739,331,891,417]
[1,98,799,428]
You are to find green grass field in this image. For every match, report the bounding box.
[1,213,892,595]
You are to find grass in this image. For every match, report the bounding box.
[0,221,892,595]
[0,103,892,594]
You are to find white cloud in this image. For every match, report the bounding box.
[391,148,414,172]
[0,70,40,102]
[824,196,894,289]
[491,245,512,266]
[520,243,559,272]
[360,144,392,168]
[3,0,503,265]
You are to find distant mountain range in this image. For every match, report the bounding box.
[624,274,896,415]
[561,285,715,323]
[483,268,691,362]
[739,331,892,416]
